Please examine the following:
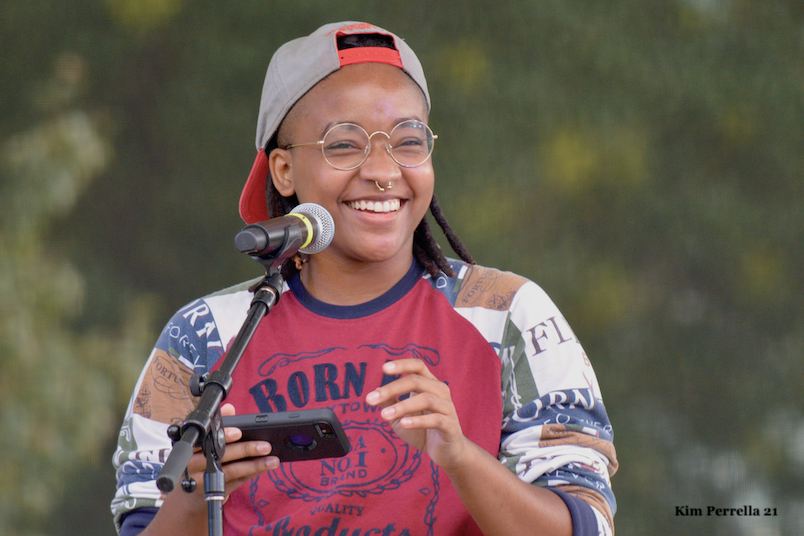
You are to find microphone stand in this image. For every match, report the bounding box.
[156,225,308,536]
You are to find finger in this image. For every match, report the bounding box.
[190,426,243,456]
[381,359,436,378]
[218,403,246,442]
[186,435,272,474]
[185,450,210,475]
[222,455,280,494]
[367,374,449,407]
[364,359,440,407]
[393,411,453,431]
[380,391,455,423]
[221,438,273,463]
[225,426,244,443]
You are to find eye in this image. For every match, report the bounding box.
[392,135,428,158]
[325,140,362,151]
[394,137,425,148]
[323,124,368,153]
[390,122,431,152]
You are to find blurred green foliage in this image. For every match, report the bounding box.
[2,0,803,535]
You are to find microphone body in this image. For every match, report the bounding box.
[235,203,334,258]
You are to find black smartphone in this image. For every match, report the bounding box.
[222,408,350,463]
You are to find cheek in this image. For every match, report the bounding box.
[289,164,341,204]
[410,168,435,207]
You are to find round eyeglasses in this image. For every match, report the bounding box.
[284,120,437,171]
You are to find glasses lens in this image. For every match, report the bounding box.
[389,121,434,167]
[322,124,369,170]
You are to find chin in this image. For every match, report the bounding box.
[348,241,411,265]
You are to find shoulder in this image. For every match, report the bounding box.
[203,276,265,298]
[171,276,265,322]
[156,276,279,364]
[424,258,531,312]
[423,260,575,357]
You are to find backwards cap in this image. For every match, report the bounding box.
[239,21,431,224]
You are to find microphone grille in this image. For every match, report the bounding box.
[291,203,335,254]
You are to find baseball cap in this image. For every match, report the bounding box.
[239,21,431,224]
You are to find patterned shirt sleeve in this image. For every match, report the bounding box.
[433,260,618,535]
[498,278,618,535]
[110,297,227,532]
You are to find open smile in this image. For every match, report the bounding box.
[346,199,402,213]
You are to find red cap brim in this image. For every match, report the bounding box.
[239,150,271,224]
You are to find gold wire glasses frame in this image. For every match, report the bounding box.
[284,120,437,171]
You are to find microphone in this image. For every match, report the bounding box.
[235,203,334,257]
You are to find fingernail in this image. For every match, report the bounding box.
[256,442,271,455]
[384,362,396,372]
[366,391,380,404]
[382,407,395,419]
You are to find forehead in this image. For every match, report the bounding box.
[292,63,429,130]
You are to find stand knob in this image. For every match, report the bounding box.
[190,373,207,397]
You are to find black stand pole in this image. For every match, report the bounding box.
[155,216,313,536]
[155,271,284,536]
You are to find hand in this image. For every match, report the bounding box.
[365,359,468,471]
[166,403,280,516]
[142,403,280,535]
[365,362,575,536]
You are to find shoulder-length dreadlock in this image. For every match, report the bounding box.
[264,156,475,281]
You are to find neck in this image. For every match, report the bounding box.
[299,253,414,306]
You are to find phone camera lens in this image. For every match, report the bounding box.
[286,433,317,451]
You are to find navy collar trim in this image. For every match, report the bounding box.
[287,261,423,319]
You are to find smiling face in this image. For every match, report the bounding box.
[269,62,434,274]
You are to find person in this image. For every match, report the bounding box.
[111,21,618,536]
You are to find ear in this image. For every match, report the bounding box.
[269,148,296,197]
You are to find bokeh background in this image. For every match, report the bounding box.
[2,1,803,535]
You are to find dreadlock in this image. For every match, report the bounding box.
[264,162,475,280]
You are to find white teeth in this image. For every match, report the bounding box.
[348,199,401,213]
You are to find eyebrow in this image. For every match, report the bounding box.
[319,116,427,137]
